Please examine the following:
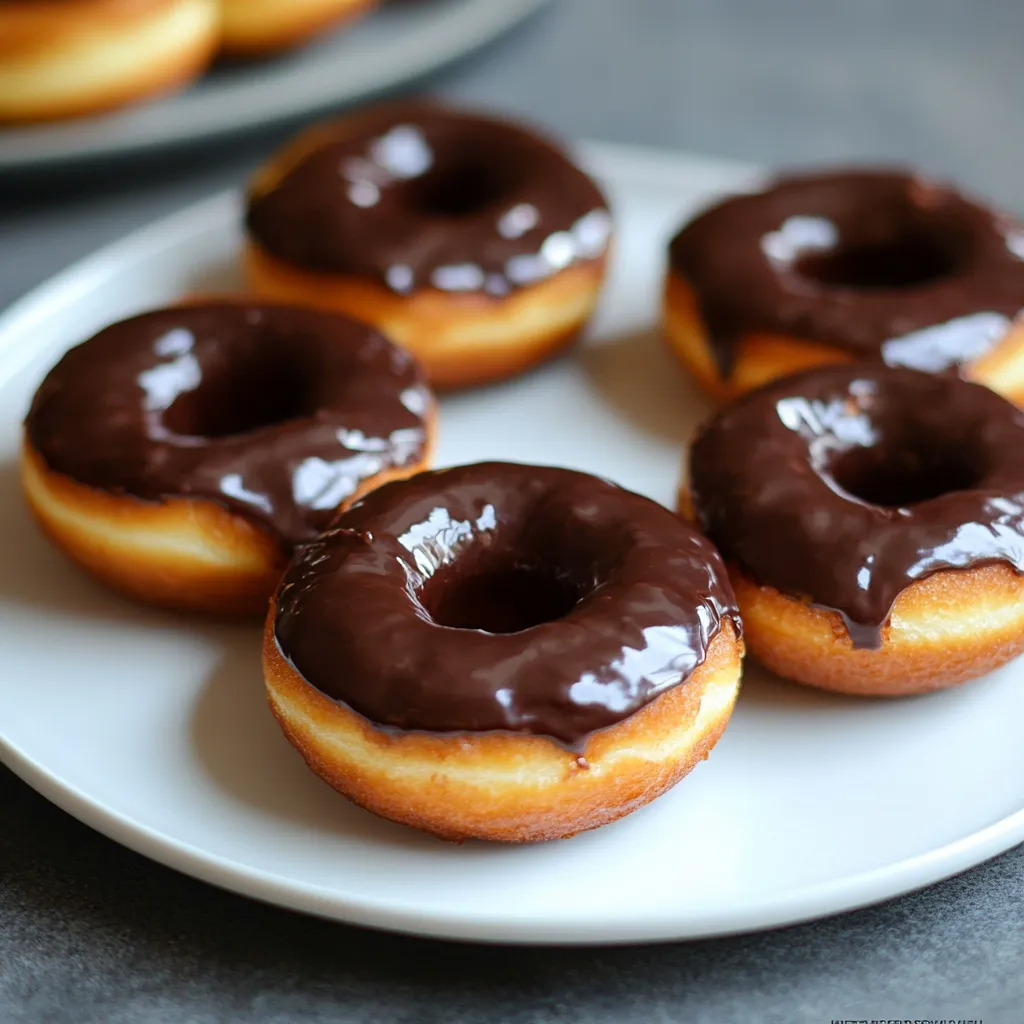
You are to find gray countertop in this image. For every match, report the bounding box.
[2,2,1023,1020]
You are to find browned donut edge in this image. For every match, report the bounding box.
[218,0,379,56]
[681,479,1024,695]
[19,411,434,615]
[0,0,219,123]
[263,607,743,843]
[244,242,609,389]
[729,563,1024,696]
[662,269,1024,405]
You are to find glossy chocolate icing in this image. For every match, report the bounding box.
[274,462,739,750]
[25,303,431,550]
[689,364,1024,648]
[245,104,612,296]
[669,170,1024,375]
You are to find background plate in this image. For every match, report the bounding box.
[1,143,1023,944]
[0,0,549,171]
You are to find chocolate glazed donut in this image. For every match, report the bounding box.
[22,302,434,614]
[688,364,1024,695]
[664,169,1024,402]
[264,462,743,842]
[244,103,613,388]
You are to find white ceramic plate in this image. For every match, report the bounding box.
[0,0,549,172]
[2,143,1023,945]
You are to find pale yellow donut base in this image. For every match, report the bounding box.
[20,430,434,615]
[0,0,219,123]
[245,242,608,389]
[218,0,377,55]
[21,439,282,614]
[263,617,743,842]
[663,270,1024,405]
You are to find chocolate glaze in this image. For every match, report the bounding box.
[689,364,1024,648]
[274,462,739,751]
[25,303,431,550]
[669,169,1024,376]
[245,104,612,297]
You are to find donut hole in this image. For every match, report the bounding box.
[423,564,586,634]
[162,349,311,439]
[403,155,519,218]
[829,437,982,507]
[795,230,959,290]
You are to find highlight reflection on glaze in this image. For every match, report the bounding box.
[246,104,611,297]
[25,304,432,550]
[690,365,1024,647]
[274,463,738,750]
[670,169,1024,375]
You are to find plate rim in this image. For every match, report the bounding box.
[0,0,551,171]
[2,140,1021,945]
[4,723,1024,945]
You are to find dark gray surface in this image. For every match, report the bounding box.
[2,1,1023,1020]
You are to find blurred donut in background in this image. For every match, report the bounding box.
[217,0,379,57]
[0,0,220,123]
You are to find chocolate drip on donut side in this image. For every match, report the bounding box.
[669,170,1024,376]
[25,303,431,550]
[274,463,739,751]
[689,365,1024,647]
[245,104,612,297]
